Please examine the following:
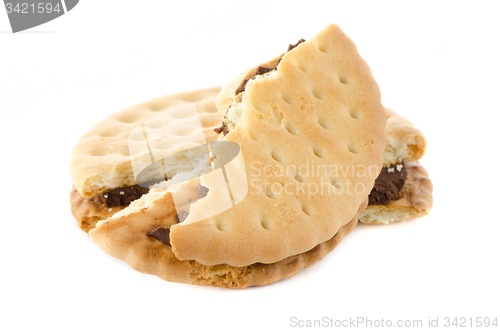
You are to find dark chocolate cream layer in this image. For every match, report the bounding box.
[97,185,150,207]
[98,180,209,215]
[144,185,210,244]
[234,39,305,96]
[97,178,168,207]
[146,225,171,246]
[97,161,407,208]
[368,160,407,205]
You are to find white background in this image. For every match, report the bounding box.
[1,1,499,330]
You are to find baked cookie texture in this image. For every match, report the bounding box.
[70,87,221,198]
[90,197,366,289]
[216,54,283,119]
[383,108,426,165]
[215,32,432,227]
[69,88,222,230]
[167,23,386,266]
[70,186,126,233]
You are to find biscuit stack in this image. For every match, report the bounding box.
[70,24,432,288]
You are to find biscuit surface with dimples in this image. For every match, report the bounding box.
[168,24,386,266]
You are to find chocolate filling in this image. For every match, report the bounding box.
[234,39,306,96]
[214,39,306,136]
[97,178,169,207]
[176,211,189,223]
[368,160,407,205]
[97,185,150,207]
[214,122,229,136]
[173,186,208,222]
[198,185,209,199]
[235,65,276,95]
[146,225,171,246]
[145,185,210,243]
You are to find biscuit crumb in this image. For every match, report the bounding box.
[119,191,125,195]
[387,168,394,173]
[396,164,403,172]
[108,208,113,212]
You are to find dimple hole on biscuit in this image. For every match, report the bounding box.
[348,108,362,120]
[318,117,332,130]
[215,220,227,232]
[347,142,359,154]
[250,96,266,112]
[312,146,324,159]
[331,177,343,190]
[119,149,130,157]
[260,215,272,230]
[264,184,279,199]
[294,172,307,183]
[284,122,298,136]
[281,93,294,105]
[301,203,313,216]
[339,75,349,85]
[147,103,165,112]
[247,129,258,141]
[311,86,325,100]
[117,114,142,124]
[270,149,283,163]
[99,130,121,138]
[297,62,308,72]
[90,148,111,157]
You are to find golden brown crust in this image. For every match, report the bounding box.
[383,108,427,165]
[70,186,126,233]
[169,24,386,266]
[88,196,366,289]
[70,87,221,198]
[359,161,433,224]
